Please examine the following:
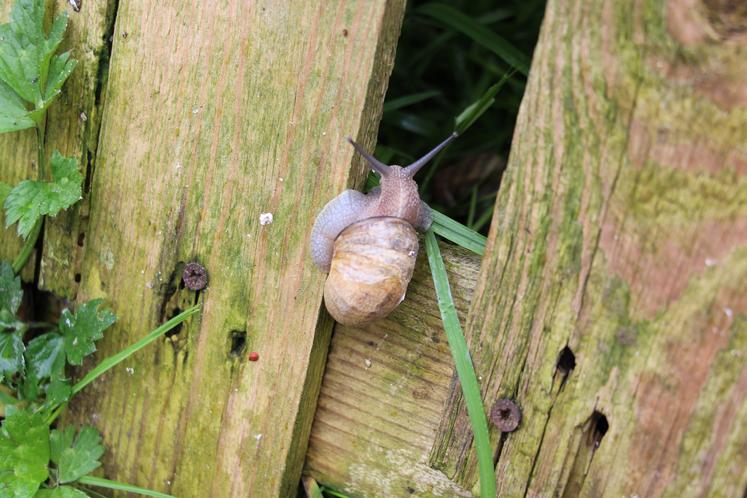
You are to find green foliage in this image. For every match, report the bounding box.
[50,426,104,484]
[425,231,495,498]
[4,151,83,239]
[58,300,116,366]
[379,0,544,233]
[0,409,50,497]
[0,0,77,132]
[0,261,23,315]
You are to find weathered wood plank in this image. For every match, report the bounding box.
[430,0,747,496]
[66,1,406,496]
[0,1,114,285]
[0,3,40,280]
[305,242,479,497]
[38,0,118,297]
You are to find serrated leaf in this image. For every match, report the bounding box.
[4,151,83,239]
[0,261,23,315]
[0,330,25,381]
[44,51,76,102]
[0,0,74,110]
[44,378,71,407]
[60,299,115,366]
[49,425,103,483]
[35,486,90,498]
[22,332,66,401]
[0,408,50,497]
[0,80,34,133]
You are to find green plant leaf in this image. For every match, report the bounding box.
[0,81,35,133]
[0,408,50,497]
[455,72,514,135]
[0,261,23,315]
[0,0,76,110]
[35,486,90,498]
[4,151,83,239]
[22,332,66,401]
[59,299,116,366]
[417,3,530,75]
[425,230,495,498]
[50,425,103,483]
[77,476,175,498]
[0,330,25,381]
[431,210,486,255]
[382,89,441,113]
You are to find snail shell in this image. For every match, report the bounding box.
[311,133,457,325]
[324,217,418,326]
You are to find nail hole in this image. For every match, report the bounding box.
[77,233,85,247]
[589,411,609,449]
[406,486,415,494]
[74,273,81,283]
[229,330,247,357]
[165,307,183,338]
[557,346,576,373]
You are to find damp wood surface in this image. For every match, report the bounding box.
[42,1,406,497]
[305,241,479,498]
[0,1,114,284]
[427,0,747,497]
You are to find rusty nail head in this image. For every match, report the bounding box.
[183,262,208,290]
[490,398,521,432]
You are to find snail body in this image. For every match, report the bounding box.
[311,132,458,326]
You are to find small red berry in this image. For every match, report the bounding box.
[248,352,259,362]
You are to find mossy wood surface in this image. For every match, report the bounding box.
[305,242,480,497]
[38,0,119,297]
[430,0,747,496]
[33,0,407,496]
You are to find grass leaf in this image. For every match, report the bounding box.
[425,230,495,498]
[431,210,486,255]
[417,3,530,75]
[78,475,175,498]
[455,71,514,135]
[382,90,441,113]
[71,305,201,397]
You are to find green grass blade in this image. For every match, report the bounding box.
[455,71,514,135]
[425,230,495,498]
[78,475,175,498]
[431,210,486,256]
[302,477,324,498]
[383,90,442,113]
[417,3,530,75]
[72,305,201,396]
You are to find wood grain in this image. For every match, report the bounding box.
[63,1,406,496]
[430,0,747,496]
[38,0,119,298]
[305,241,479,498]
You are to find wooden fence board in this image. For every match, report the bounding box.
[65,1,405,496]
[305,242,479,498]
[429,1,747,496]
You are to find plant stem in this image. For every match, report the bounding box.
[11,218,42,274]
[12,122,47,275]
[36,120,46,179]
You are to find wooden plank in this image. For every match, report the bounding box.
[66,1,406,497]
[38,0,119,297]
[430,0,747,496]
[0,3,40,280]
[0,1,115,284]
[305,242,479,497]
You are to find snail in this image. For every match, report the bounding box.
[311,132,458,326]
